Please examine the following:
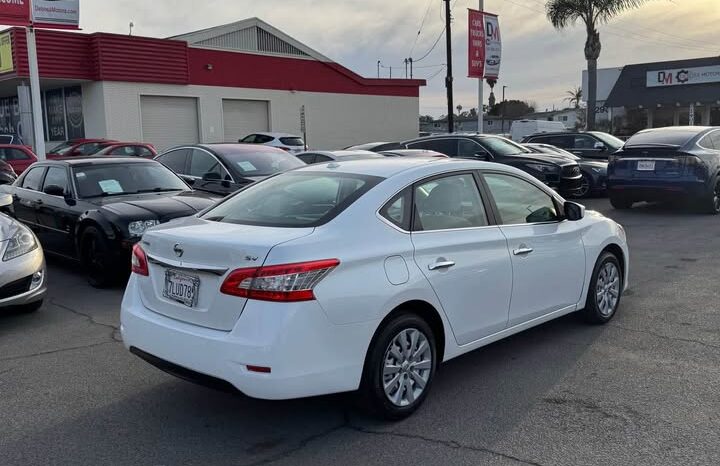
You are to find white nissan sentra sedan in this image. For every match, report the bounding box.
[121,158,629,419]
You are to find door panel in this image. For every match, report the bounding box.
[410,173,512,345]
[12,166,46,231]
[35,166,77,257]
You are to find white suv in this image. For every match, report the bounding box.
[239,132,306,155]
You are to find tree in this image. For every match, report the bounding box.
[565,86,583,109]
[546,0,648,130]
[419,115,434,123]
[488,100,535,118]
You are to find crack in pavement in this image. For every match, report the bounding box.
[0,341,117,363]
[242,411,543,466]
[608,323,720,351]
[50,298,123,343]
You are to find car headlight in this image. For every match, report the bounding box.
[128,220,160,238]
[525,163,557,173]
[3,224,38,261]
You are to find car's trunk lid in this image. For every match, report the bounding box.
[138,217,314,330]
[612,148,697,179]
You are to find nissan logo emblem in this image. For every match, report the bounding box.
[173,243,184,258]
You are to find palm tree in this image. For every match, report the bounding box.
[546,0,648,130]
[565,86,583,109]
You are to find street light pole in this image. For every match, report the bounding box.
[478,0,484,134]
[444,0,454,134]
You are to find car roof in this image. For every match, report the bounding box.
[39,156,157,166]
[249,132,302,138]
[301,150,381,158]
[292,156,496,178]
[402,133,507,144]
[197,143,289,154]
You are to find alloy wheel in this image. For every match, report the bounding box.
[382,328,432,407]
[713,181,720,213]
[596,262,620,317]
[576,174,590,198]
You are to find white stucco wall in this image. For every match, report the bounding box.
[91,81,419,150]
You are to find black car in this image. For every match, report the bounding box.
[521,131,624,160]
[607,126,720,214]
[523,143,608,198]
[402,134,583,195]
[343,142,403,152]
[0,157,219,286]
[155,144,304,196]
[0,159,16,185]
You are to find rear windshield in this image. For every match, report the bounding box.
[626,130,699,148]
[219,150,304,177]
[279,137,305,146]
[202,171,383,227]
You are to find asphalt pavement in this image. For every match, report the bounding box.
[1,198,719,466]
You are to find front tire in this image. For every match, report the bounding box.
[700,179,720,215]
[582,252,623,324]
[360,313,437,420]
[571,173,593,199]
[80,227,116,288]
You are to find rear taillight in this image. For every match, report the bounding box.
[220,259,340,302]
[278,146,292,152]
[131,244,149,276]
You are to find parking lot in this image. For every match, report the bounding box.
[1,197,719,466]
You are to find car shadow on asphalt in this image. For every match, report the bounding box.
[3,310,607,464]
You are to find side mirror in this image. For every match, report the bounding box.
[202,172,222,181]
[564,201,585,221]
[593,142,606,151]
[180,175,196,186]
[43,184,65,196]
[0,193,12,207]
[475,152,492,161]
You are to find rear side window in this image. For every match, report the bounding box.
[380,188,411,230]
[297,154,316,164]
[279,137,304,146]
[202,172,383,227]
[407,139,458,156]
[21,167,45,191]
[413,174,488,231]
[711,132,720,150]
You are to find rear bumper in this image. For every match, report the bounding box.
[608,178,709,200]
[120,275,377,400]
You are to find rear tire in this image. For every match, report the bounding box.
[610,193,633,210]
[582,252,623,324]
[359,313,437,420]
[80,227,116,288]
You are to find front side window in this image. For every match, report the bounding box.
[484,173,559,225]
[156,149,189,173]
[20,167,45,191]
[42,167,69,194]
[216,149,304,176]
[457,139,488,158]
[413,173,488,231]
[73,163,188,198]
[574,135,599,149]
[202,172,383,227]
[189,150,230,180]
[709,131,720,150]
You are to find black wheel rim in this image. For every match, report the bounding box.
[577,175,590,198]
[86,237,105,274]
[714,182,720,212]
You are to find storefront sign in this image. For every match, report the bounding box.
[32,0,79,29]
[45,88,66,141]
[468,9,485,78]
[0,0,31,27]
[647,65,720,88]
[467,10,501,79]
[64,85,84,139]
[0,31,13,73]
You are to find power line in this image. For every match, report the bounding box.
[426,65,447,81]
[409,0,435,57]
[414,26,445,63]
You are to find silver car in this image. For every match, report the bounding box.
[0,194,46,313]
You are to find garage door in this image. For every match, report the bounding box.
[223,99,269,142]
[141,96,199,152]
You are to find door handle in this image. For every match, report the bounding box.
[513,247,534,256]
[428,260,455,271]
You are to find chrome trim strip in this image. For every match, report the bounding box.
[146,254,229,276]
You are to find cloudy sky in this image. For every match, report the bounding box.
[81,0,719,116]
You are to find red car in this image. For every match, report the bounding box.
[46,139,117,159]
[0,144,38,175]
[94,142,157,158]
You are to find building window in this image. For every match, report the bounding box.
[487,120,493,126]
[44,86,85,142]
[561,116,568,122]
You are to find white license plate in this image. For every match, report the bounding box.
[636,160,656,171]
[163,270,200,307]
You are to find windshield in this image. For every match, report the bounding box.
[202,171,383,227]
[591,132,624,150]
[219,150,305,177]
[625,129,699,148]
[73,162,189,198]
[478,137,530,156]
[49,141,75,155]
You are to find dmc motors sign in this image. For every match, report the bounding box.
[647,65,720,88]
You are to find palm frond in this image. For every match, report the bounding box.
[545,0,585,29]
[593,0,650,23]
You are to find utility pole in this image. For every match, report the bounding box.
[444,0,454,134]
[404,58,408,78]
[377,60,381,78]
[409,57,414,79]
[478,0,484,134]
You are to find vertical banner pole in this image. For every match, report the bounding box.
[478,0,484,134]
[26,25,45,159]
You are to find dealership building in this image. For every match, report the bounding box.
[0,18,424,151]
[583,56,720,135]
